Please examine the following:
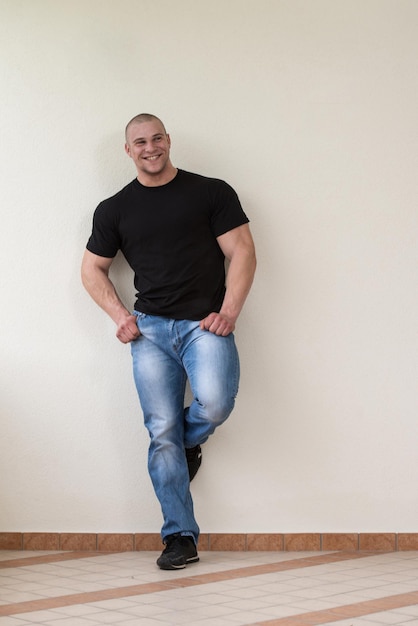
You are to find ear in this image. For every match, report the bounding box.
[125,143,131,157]
[166,134,171,147]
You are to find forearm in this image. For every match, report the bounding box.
[219,248,256,324]
[81,266,130,324]
[81,259,140,345]
[200,224,256,336]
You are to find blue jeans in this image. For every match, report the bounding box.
[131,313,240,544]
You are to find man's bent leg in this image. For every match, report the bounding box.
[179,321,240,449]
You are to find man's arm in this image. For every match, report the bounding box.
[200,223,256,336]
[81,249,140,344]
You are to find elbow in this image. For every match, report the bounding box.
[81,268,93,295]
[80,256,91,290]
[80,266,89,291]
[248,246,257,279]
[81,254,99,292]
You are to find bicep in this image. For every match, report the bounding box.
[216,224,255,261]
[81,249,115,277]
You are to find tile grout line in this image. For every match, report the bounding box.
[0,551,386,617]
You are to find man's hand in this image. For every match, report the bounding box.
[81,251,141,344]
[116,314,141,344]
[200,312,235,336]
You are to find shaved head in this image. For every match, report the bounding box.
[125,113,167,141]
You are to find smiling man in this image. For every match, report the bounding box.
[81,113,256,570]
[124,115,175,184]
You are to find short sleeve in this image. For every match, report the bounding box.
[208,179,249,238]
[86,201,121,258]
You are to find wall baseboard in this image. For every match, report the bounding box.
[1,532,417,552]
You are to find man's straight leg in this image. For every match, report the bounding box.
[130,314,200,544]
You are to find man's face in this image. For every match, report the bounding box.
[125,120,172,182]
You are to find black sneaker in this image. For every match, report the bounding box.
[186,445,202,481]
[157,533,199,570]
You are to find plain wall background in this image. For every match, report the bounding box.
[1,0,417,534]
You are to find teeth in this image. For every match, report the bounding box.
[146,156,159,160]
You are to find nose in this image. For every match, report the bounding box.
[144,142,158,154]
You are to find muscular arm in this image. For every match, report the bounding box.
[81,250,140,344]
[200,223,256,336]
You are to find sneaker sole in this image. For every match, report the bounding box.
[157,555,199,570]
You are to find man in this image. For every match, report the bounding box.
[81,113,256,570]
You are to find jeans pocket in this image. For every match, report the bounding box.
[133,311,147,320]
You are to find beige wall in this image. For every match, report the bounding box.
[1,0,417,534]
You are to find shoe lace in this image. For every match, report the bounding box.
[163,533,181,550]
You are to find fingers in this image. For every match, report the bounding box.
[116,315,141,344]
[200,312,235,336]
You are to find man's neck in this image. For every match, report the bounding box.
[136,164,178,188]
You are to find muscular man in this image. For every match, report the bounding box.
[81,114,256,569]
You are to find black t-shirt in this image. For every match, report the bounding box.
[86,169,249,319]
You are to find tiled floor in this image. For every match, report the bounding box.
[0,550,417,625]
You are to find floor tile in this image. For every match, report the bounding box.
[365,610,418,623]
[0,619,35,626]
[0,550,417,626]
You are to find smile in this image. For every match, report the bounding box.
[144,155,160,161]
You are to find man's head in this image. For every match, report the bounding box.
[125,113,167,142]
[125,113,176,186]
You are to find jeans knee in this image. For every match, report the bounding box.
[203,396,235,426]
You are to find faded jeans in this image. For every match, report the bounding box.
[131,312,240,544]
